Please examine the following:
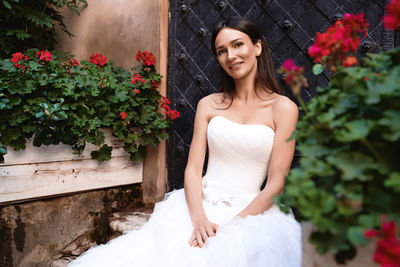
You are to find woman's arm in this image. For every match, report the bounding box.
[236,97,299,218]
[184,96,218,247]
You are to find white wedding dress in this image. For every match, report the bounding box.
[69,115,302,267]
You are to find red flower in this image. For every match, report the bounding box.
[363,76,370,81]
[119,112,128,120]
[365,215,400,267]
[308,13,369,71]
[11,52,30,69]
[131,73,147,86]
[342,56,358,67]
[89,53,107,66]
[383,0,400,31]
[164,109,180,120]
[150,79,160,89]
[36,50,52,61]
[133,89,140,94]
[69,58,79,66]
[158,96,179,120]
[279,59,308,96]
[158,96,171,109]
[135,50,156,66]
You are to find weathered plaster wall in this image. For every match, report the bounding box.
[56,0,160,69]
[57,0,169,205]
[0,184,144,267]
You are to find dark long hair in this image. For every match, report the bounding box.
[211,17,282,106]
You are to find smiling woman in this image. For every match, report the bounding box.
[69,17,301,267]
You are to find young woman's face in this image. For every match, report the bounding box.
[214,27,261,80]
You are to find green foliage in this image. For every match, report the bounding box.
[0,49,172,162]
[276,47,400,263]
[0,0,87,58]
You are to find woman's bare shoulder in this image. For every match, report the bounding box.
[272,95,299,123]
[272,95,298,112]
[197,93,226,109]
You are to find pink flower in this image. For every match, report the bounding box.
[383,0,400,31]
[133,89,140,94]
[36,50,52,61]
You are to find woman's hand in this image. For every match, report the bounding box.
[188,219,219,248]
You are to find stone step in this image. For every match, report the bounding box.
[109,210,151,233]
[50,211,152,266]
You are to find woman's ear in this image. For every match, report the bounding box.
[255,40,262,56]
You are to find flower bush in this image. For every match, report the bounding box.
[0,0,87,58]
[0,49,179,163]
[275,2,400,264]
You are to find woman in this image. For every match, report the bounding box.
[70,16,301,267]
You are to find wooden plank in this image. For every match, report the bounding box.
[0,156,143,205]
[1,128,128,166]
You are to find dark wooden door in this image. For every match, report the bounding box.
[167,0,399,190]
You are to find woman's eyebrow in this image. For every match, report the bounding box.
[216,38,243,51]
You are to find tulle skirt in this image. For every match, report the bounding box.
[69,188,301,267]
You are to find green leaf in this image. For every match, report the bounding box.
[90,144,113,162]
[379,110,400,141]
[6,29,31,40]
[326,152,375,181]
[0,146,7,155]
[336,120,373,142]
[384,172,400,192]
[2,1,11,9]
[347,226,368,246]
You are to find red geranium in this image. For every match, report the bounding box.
[136,50,156,66]
[89,53,107,66]
[281,59,305,85]
[131,73,146,86]
[164,109,180,120]
[158,96,179,120]
[365,215,400,267]
[150,79,159,89]
[36,50,52,61]
[69,58,79,66]
[119,112,128,120]
[383,0,400,31]
[342,55,358,67]
[279,59,308,98]
[308,13,369,72]
[11,52,30,69]
[133,89,140,95]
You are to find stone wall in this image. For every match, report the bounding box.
[0,184,144,267]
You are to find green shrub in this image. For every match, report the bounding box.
[0,49,176,163]
[276,47,400,263]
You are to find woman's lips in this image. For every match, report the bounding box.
[229,62,242,70]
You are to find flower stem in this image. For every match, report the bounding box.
[361,138,380,160]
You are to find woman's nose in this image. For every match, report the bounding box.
[227,48,236,61]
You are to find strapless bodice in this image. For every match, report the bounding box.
[202,116,275,207]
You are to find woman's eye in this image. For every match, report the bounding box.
[217,50,225,56]
[235,42,243,47]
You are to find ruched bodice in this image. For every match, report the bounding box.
[202,116,275,207]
